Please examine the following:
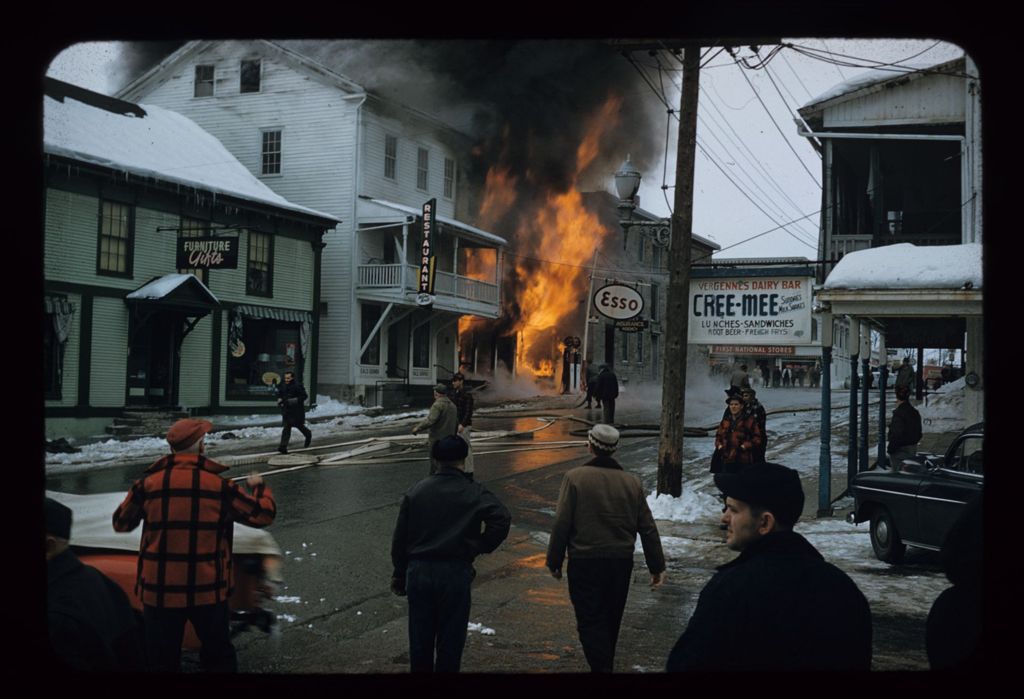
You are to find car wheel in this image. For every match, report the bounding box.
[870,507,906,563]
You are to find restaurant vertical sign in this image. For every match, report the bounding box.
[416,198,437,307]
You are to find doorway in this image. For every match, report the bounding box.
[126,311,181,407]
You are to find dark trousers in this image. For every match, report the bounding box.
[601,398,616,425]
[279,417,311,450]
[143,602,237,673]
[567,557,634,672]
[406,559,474,672]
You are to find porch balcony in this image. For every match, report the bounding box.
[356,263,501,318]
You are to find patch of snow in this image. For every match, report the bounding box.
[647,486,722,524]
[277,614,298,623]
[275,596,302,604]
[467,622,496,635]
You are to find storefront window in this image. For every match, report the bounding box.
[360,303,382,365]
[227,316,301,398]
[412,321,430,368]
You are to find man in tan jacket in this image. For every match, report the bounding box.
[412,384,459,474]
[546,424,666,672]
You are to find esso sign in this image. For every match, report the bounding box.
[594,284,644,320]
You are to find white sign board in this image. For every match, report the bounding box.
[688,276,813,345]
[594,284,644,320]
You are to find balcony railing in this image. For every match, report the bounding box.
[356,264,499,305]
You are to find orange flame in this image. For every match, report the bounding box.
[483,95,622,379]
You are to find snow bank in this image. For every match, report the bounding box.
[647,486,722,523]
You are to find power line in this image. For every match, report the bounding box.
[762,62,823,157]
[729,49,822,189]
[780,49,815,101]
[698,81,821,240]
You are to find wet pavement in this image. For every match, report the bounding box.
[46,388,968,673]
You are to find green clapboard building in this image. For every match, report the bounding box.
[43,79,338,439]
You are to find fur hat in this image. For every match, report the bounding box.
[45,497,72,540]
[714,463,804,528]
[588,424,620,453]
[725,387,744,403]
[433,384,449,395]
[432,435,469,463]
[166,418,213,452]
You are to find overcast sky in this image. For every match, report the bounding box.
[46,38,966,261]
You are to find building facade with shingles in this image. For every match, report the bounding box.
[118,40,506,407]
[43,78,337,439]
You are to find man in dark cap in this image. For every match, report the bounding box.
[46,497,145,671]
[887,385,922,468]
[666,463,872,671]
[390,435,511,672]
[895,356,916,392]
[739,386,768,461]
[275,369,311,454]
[412,384,459,474]
[113,418,276,672]
[547,424,666,672]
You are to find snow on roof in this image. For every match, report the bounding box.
[44,92,338,223]
[125,273,218,301]
[822,243,982,290]
[802,58,964,111]
[362,198,507,247]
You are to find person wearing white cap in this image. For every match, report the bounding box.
[546,424,666,672]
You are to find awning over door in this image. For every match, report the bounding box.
[125,273,220,317]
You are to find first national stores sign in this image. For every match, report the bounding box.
[176,236,239,269]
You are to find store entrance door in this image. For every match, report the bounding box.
[126,312,181,407]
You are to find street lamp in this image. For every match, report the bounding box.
[614,156,671,249]
[614,155,642,210]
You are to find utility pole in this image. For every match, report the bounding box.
[657,47,699,497]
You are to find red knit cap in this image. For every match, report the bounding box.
[166,419,213,452]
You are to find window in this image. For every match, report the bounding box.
[443,157,455,199]
[384,135,397,180]
[619,331,630,364]
[417,147,429,191]
[413,322,430,368]
[650,283,659,321]
[261,130,281,175]
[97,200,133,276]
[194,65,214,97]
[637,331,644,364]
[43,316,62,399]
[240,59,261,93]
[951,436,984,475]
[178,218,209,284]
[361,304,383,365]
[226,317,301,399]
[247,230,273,296]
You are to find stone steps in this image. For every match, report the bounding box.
[104,408,191,440]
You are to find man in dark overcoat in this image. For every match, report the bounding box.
[887,385,922,468]
[666,463,872,671]
[276,369,311,454]
[592,364,619,425]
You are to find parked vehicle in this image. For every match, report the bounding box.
[847,422,983,563]
[47,490,283,647]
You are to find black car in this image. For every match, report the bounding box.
[848,422,983,563]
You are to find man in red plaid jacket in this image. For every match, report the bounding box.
[113,418,276,672]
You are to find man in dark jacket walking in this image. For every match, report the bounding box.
[276,370,311,454]
[887,385,922,467]
[113,419,276,672]
[47,497,145,672]
[390,436,511,673]
[592,365,619,425]
[666,463,872,671]
[547,424,666,672]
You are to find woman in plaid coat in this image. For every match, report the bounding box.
[113,418,276,672]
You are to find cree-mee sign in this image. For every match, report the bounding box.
[594,284,644,320]
[689,275,813,345]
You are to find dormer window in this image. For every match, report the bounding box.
[194,65,214,97]
[240,59,261,93]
